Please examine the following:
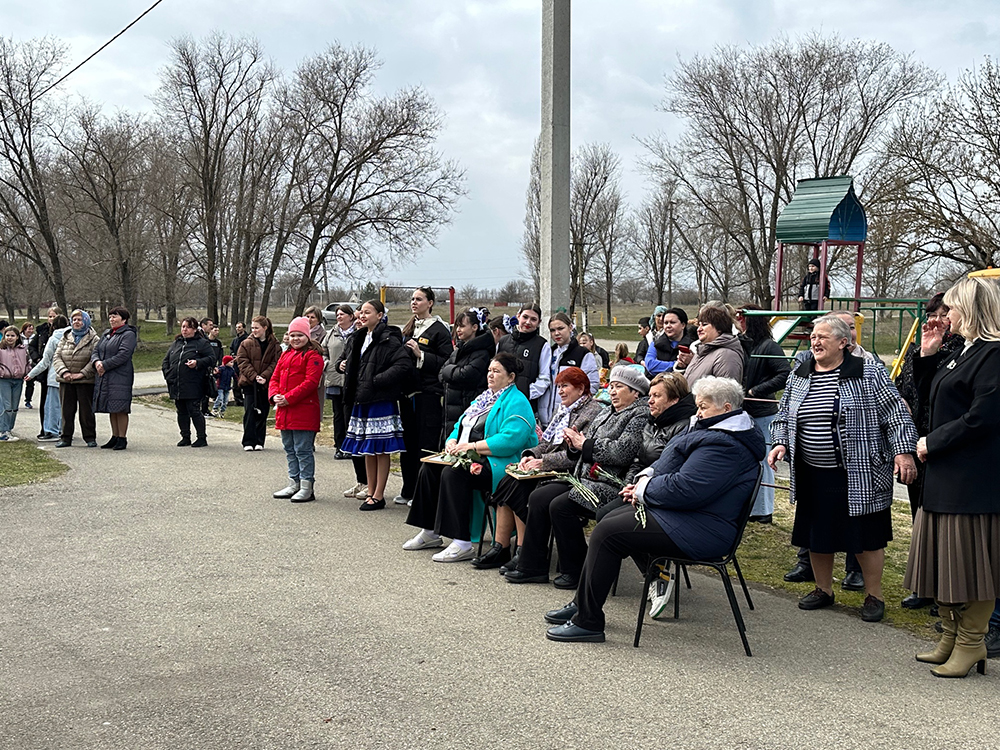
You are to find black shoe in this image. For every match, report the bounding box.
[934,620,944,633]
[54,440,72,448]
[334,450,350,460]
[100,437,118,449]
[544,601,579,625]
[85,441,98,448]
[784,562,815,583]
[748,514,773,524]
[841,570,865,591]
[861,594,885,623]
[901,592,933,610]
[798,587,835,610]
[471,542,511,570]
[177,437,191,447]
[499,551,520,576]
[930,604,940,618]
[191,437,208,448]
[112,437,127,451]
[504,569,549,584]
[553,573,579,590]
[545,621,605,643]
[986,625,1000,659]
[359,497,385,511]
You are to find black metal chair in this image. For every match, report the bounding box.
[633,465,764,656]
[475,490,497,556]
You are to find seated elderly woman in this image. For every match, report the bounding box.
[504,365,649,589]
[403,352,537,562]
[543,376,765,643]
[478,366,605,569]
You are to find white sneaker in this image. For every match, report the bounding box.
[343,482,363,498]
[355,485,370,499]
[244,445,254,452]
[403,530,443,551]
[432,542,475,563]
[254,445,263,451]
[650,576,676,620]
[393,494,411,505]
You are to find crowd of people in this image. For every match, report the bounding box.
[4,277,999,676]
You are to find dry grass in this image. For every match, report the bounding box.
[1,441,69,487]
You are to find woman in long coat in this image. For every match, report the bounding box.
[162,316,215,447]
[91,306,137,450]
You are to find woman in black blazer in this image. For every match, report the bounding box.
[906,276,1000,678]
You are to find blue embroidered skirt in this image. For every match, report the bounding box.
[342,400,405,455]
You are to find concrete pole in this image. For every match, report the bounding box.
[539,0,571,324]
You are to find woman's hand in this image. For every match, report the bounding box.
[444,439,459,455]
[95,361,105,376]
[518,457,543,472]
[562,427,585,450]
[337,360,346,373]
[920,320,946,357]
[185,359,197,369]
[767,445,786,469]
[450,441,476,454]
[273,394,288,407]
[916,437,928,462]
[620,483,637,505]
[256,375,266,385]
[895,453,917,484]
[404,339,421,358]
[676,350,693,368]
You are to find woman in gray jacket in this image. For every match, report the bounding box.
[91,306,137,450]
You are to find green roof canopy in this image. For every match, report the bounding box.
[775,176,867,244]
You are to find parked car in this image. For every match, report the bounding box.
[322,302,358,326]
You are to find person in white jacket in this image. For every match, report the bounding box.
[25,315,69,440]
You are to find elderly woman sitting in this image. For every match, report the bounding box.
[544,376,765,643]
[504,365,649,589]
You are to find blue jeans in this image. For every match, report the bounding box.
[0,378,23,434]
[281,430,316,481]
[214,389,231,413]
[990,600,1000,629]
[43,384,61,436]
[751,413,776,517]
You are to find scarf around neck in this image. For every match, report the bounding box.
[71,310,92,343]
[540,393,591,446]
[464,383,513,421]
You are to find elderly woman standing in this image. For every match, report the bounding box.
[91,306,137,450]
[675,305,745,387]
[52,310,100,448]
[769,314,917,623]
[905,277,1000,678]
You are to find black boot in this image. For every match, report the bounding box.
[112,437,128,451]
[177,436,192,447]
[100,436,118,449]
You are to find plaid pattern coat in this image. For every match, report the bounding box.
[771,353,917,517]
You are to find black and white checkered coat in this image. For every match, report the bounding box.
[771,353,917,517]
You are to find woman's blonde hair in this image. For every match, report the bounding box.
[649,371,691,401]
[943,277,1000,342]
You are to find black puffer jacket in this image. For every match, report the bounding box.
[339,321,416,405]
[626,393,698,482]
[439,331,495,436]
[741,336,791,418]
[162,333,214,400]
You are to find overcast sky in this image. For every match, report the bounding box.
[7,0,1000,291]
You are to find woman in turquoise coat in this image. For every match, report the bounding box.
[404,352,538,562]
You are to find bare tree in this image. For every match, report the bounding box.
[569,143,620,315]
[632,180,679,306]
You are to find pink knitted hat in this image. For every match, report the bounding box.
[287,317,311,337]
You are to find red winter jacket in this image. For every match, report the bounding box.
[269,346,324,431]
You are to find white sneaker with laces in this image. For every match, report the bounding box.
[650,575,676,620]
[432,541,475,563]
[403,530,443,551]
[343,482,363,498]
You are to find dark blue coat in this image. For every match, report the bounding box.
[91,325,137,414]
[638,409,765,559]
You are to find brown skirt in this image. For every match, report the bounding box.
[904,509,1000,602]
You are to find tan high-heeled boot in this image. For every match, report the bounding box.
[931,599,992,678]
[916,602,958,664]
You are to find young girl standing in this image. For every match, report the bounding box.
[338,300,414,510]
[270,317,325,503]
[0,326,30,441]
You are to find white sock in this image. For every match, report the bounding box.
[419,529,440,542]
[452,539,472,551]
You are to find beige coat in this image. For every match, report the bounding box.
[53,328,99,384]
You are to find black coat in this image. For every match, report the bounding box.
[92,325,137,413]
[439,331,494,437]
[917,339,1000,514]
[742,336,791,418]
[626,393,698,482]
[162,333,215,401]
[340,321,416,405]
[28,321,52,366]
[405,318,453,396]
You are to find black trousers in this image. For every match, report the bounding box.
[398,392,445,499]
[573,505,687,631]
[491,473,540,521]
[36,370,48,432]
[332,393,366,483]
[176,398,206,440]
[24,378,34,404]
[60,382,96,443]
[241,384,270,447]
[517,481,595,578]
[405,462,491,541]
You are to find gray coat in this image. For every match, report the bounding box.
[567,396,648,509]
[524,397,605,472]
[92,325,137,414]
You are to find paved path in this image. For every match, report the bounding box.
[1,402,996,749]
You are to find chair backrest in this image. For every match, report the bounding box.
[715,463,764,565]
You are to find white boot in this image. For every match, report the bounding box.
[290,479,315,503]
[273,477,300,499]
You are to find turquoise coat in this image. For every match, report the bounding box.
[447,385,538,493]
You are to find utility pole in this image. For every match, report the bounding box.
[539,0,571,323]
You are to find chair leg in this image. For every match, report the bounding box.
[634,573,653,647]
[732,556,754,610]
[719,564,752,657]
[673,562,681,620]
[682,564,692,589]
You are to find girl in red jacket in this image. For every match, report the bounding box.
[270,317,325,503]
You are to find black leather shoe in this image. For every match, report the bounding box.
[359,497,386,511]
[177,437,191,447]
[841,570,865,591]
[334,450,350,460]
[499,551,520,576]
[544,601,579,625]
[798,587,835,610]
[100,437,118,449]
[748,514,773,524]
[545,621,605,643]
[901,592,933,610]
[471,542,511,569]
[986,625,1000,659]
[112,437,127,451]
[55,440,72,448]
[553,573,579,590]
[861,594,885,622]
[191,437,208,448]
[784,562,815,583]
[504,569,548,584]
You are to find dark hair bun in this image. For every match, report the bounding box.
[492,351,523,375]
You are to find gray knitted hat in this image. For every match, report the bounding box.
[609,364,649,395]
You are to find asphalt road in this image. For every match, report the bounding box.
[1,402,996,750]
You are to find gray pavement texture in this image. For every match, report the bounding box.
[2,401,998,750]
